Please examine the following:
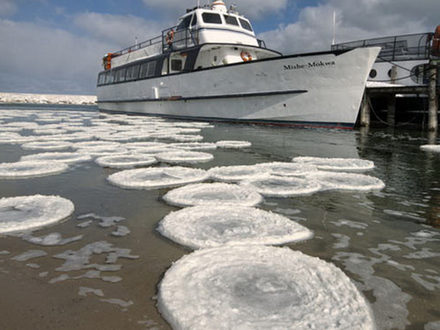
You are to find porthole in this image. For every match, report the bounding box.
[369,69,377,79]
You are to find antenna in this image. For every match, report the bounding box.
[332,10,336,45]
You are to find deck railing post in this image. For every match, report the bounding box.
[428,60,439,131]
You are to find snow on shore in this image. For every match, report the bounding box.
[0,92,96,105]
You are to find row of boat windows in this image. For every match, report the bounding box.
[98,58,185,85]
[178,12,253,32]
[98,61,157,85]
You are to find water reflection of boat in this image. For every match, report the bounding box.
[97,0,379,129]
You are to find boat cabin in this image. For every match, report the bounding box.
[97,0,280,87]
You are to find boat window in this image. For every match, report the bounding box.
[191,14,198,27]
[202,13,222,24]
[126,64,140,81]
[116,68,126,82]
[177,15,192,30]
[147,61,156,77]
[224,15,239,26]
[106,71,114,84]
[171,59,183,72]
[239,18,253,31]
[98,73,106,85]
[140,63,149,78]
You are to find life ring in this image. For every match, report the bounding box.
[432,25,440,57]
[240,51,252,62]
[166,29,175,46]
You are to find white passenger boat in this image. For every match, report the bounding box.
[97,0,380,129]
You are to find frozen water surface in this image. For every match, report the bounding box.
[21,152,92,164]
[208,165,269,183]
[0,195,74,233]
[95,154,156,169]
[108,167,209,190]
[21,141,73,151]
[157,206,313,249]
[216,140,252,149]
[170,142,217,150]
[293,156,375,172]
[0,160,68,178]
[163,183,263,207]
[241,176,322,197]
[308,171,385,191]
[155,150,214,164]
[158,245,375,329]
[256,162,318,177]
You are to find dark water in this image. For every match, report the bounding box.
[0,105,439,329]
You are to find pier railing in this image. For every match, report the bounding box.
[332,32,435,62]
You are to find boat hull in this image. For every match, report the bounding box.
[97,47,380,128]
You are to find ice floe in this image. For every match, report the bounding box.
[170,142,217,151]
[162,183,263,207]
[0,195,74,233]
[0,92,96,105]
[216,140,252,149]
[208,165,269,183]
[293,156,375,172]
[155,150,214,164]
[0,160,69,179]
[241,176,322,197]
[307,172,385,191]
[95,154,156,169]
[256,162,318,177]
[158,245,375,330]
[108,167,209,190]
[420,145,440,152]
[22,232,83,246]
[21,141,73,151]
[21,152,92,165]
[157,206,313,249]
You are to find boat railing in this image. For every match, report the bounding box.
[112,35,163,57]
[331,32,435,62]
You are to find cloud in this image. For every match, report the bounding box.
[259,0,438,54]
[0,19,112,94]
[0,0,17,17]
[74,12,162,48]
[141,0,288,20]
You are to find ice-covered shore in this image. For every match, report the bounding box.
[0,92,96,105]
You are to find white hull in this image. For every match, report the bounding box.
[97,47,380,128]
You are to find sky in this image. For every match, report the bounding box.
[0,0,438,95]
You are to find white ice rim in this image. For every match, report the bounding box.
[21,141,73,151]
[255,162,319,177]
[157,206,313,249]
[20,152,92,164]
[107,166,209,190]
[0,195,74,234]
[292,156,375,172]
[162,183,263,208]
[155,151,214,164]
[0,160,69,178]
[216,140,252,149]
[420,144,440,152]
[157,245,375,330]
[307,171,385,191]
[208,165,270,183]
[95,154,157,169]
[241,176,322,197]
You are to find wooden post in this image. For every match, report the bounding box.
[428,60,438,132]
[360,92,370,127]
[387,95,396,127]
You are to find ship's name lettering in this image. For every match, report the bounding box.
[284,60,336,70]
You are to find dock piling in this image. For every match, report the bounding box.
[387,95,396,127]
[360,92,371,127]
[428,60,439,132]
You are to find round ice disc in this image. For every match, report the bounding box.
[157,206,313,249]
[20,152,92,164]
[293,156,375,172]
[208,165,269,183]
[170,142,217,151]
[0,161,68,179]
[420,144,440,152]
[0,195,74,233]
[95,154,156,169]
[21,141,73,151]
[156,150,214,164]
[158,245,375,330]
[256,162,318,177]
[216,140,252,149]
[309,171,385,191]
[242,176,322,197]
[107,166,209,190]
[162,183,263,207]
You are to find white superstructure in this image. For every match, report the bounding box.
[97,1,380,129]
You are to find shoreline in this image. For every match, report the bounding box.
[0,92,97,105]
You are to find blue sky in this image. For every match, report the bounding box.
[0,0,437,95]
